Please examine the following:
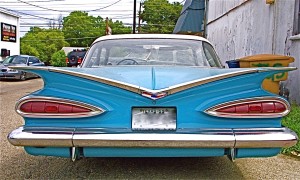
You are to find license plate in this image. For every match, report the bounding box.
[132,107,176,130]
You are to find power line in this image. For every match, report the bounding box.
[0,0,65,2]
[16,0,123,13]
[0,7,57,21]
[21,36,100,42]
[15,9,133,12]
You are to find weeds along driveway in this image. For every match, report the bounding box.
[0,79,299,179]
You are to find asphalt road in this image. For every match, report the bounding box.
[0,78,299,179]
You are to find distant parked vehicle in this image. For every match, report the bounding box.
[0,55,44,80]
[66,49,87,67]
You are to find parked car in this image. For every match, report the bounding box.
[8,34,297,161]
[0,55,44,80]
[66,49,87,67]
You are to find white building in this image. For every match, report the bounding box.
[206,0,300,104]
[0,9,20,62]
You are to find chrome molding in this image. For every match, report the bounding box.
[16,96,105,118]
[50,68,260,96]
[205,97,290,118]
[9,66,297,100]
[9,66,257,97]
[8,126,298,148]
[233,128,298,148]
[7,126,74,147]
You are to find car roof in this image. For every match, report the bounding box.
[93,34,211,44]
[10,55,35,58]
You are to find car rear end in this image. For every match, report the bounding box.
[7,66,298,160]
[7,34,298,160]
[66,49,86,67]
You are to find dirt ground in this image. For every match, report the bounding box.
[0,78,299,179]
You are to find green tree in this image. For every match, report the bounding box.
[62,11,131,46]
[140,0,182,33]
[109,20,131,34]
[62,11,102,47]
[21,27,69,64]
[51,50,66,67]
[20,12,130,64]
[20,44,39,57]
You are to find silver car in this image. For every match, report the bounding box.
[0,55,44,80]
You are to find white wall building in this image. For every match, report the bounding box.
[0,9,20,61]
[206,0,300,104]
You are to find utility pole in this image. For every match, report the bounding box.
[138,2,142,33]
[133,0,137,34]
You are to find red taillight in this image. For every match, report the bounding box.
[66,57,69,63]
[217,102,286,113]
[20,101,91,114]
[206,97,290,118]
[17,97,104,118]
[78,58,82,64]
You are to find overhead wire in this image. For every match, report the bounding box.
[0,7,56,21]
[16,0,123,12]
[1,0,182,34]
[21,36,101,42]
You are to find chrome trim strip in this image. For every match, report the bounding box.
[16,96,105,118]
[50,68,147,94]
[51,68,260,96]
[73,132,234,148]
[9,66,296,99]
[257,67,297,71]
[205,97,290,118]
[7,126,74,147]
[165,69,257,95]
[9,66,257,96]
[8,126,298,148]
[234,128,298,148]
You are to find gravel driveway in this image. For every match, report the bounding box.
[0,78,299,179]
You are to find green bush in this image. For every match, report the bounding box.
[51,50,66,67]
[281,103,300,156]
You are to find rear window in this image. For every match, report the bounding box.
[68,51,87,58]
[82,38,222,68]
[3,56,27,64]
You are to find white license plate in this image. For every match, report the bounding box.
[132,107,176,130]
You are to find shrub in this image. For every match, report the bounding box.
[51,50,66,67]
[281,103,300,156]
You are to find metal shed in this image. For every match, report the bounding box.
[173,0,206,35]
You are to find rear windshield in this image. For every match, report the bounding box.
[3,56,27,64]
[82,38,222,68]
[68,51,86,58]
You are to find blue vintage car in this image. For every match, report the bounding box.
[7,34,298,161]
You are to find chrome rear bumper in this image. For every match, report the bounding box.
[8,126,298,148]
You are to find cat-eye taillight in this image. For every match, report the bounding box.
[205,97,290,118]
[16,96,104,118]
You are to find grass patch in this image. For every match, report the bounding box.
[281,103,300,155]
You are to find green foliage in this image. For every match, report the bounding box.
[62,11,130,47]
[20,11,132,64]
[109,20,131,34]
[20,44,40,57]
[51,50,67,67]
[62,11,103,47]
[141,0,182,33]
[21,27,69,64]
[282,103,300,156]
